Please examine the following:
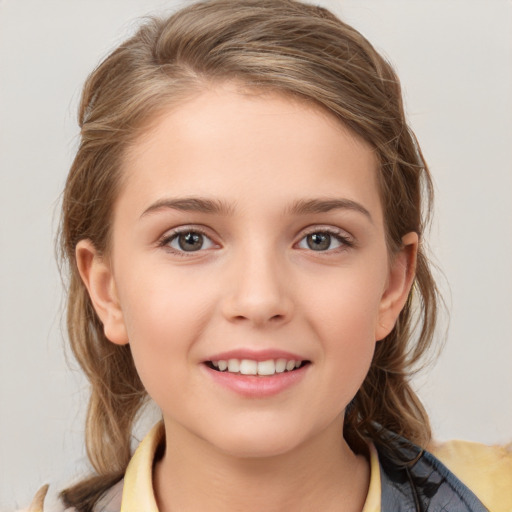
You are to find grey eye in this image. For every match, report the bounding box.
[298,232,344,251]
[307,233,331,251]
[169,231,214,252]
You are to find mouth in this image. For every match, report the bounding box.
[205,358,311,376]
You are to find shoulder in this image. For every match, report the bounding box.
[20,479,123,512]
[93,479,124,512]
[429,439,512,512]
[15,485,71,512]
[377,432,512,511]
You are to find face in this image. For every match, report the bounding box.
[78,84,416,458]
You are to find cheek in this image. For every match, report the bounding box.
[318,299,378,385]
[304,263,386,341]
[115,268,217,391]
[120,262,214,333]
[302,265,386,394]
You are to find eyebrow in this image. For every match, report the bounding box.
[141,196,372,223]
[141,197,235,217]
[286,198,373,223]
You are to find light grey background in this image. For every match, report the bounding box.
[1,0,511,509]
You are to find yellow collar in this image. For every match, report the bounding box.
[121,423,163,512]
[120,422,381,512]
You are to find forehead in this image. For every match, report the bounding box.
[119,84,381,220]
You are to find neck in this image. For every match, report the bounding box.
[153,418,370,512]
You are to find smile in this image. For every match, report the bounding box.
[207,358,309,376]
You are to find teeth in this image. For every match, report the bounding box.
[211,358,304,375]
[239,359,258,375]
[227,359,240,373]
[257,360,276,376]
[275,358,287,373]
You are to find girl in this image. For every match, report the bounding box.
[26,0,512,511]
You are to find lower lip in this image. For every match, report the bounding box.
[202,364,309,398]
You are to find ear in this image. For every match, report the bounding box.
[375,232,418,341]
[75,239,129,345]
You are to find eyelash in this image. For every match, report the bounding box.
[158,226,354,256]
[158,227,215,257]
[296,227,354,253]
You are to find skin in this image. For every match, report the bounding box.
[77,84,417,512]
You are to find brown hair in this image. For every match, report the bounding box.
[59,0,440,509]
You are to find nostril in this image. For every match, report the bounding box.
[221,286,293,326]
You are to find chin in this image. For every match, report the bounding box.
[219,436,302,459]
[201,420,314,459]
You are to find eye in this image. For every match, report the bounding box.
[297,230,352,252]
[165,230,215,253]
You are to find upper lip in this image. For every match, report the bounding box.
[204,349,308,362]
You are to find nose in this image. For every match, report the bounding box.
[221,248,294,327]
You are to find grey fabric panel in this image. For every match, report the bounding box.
[378,434,489,512]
